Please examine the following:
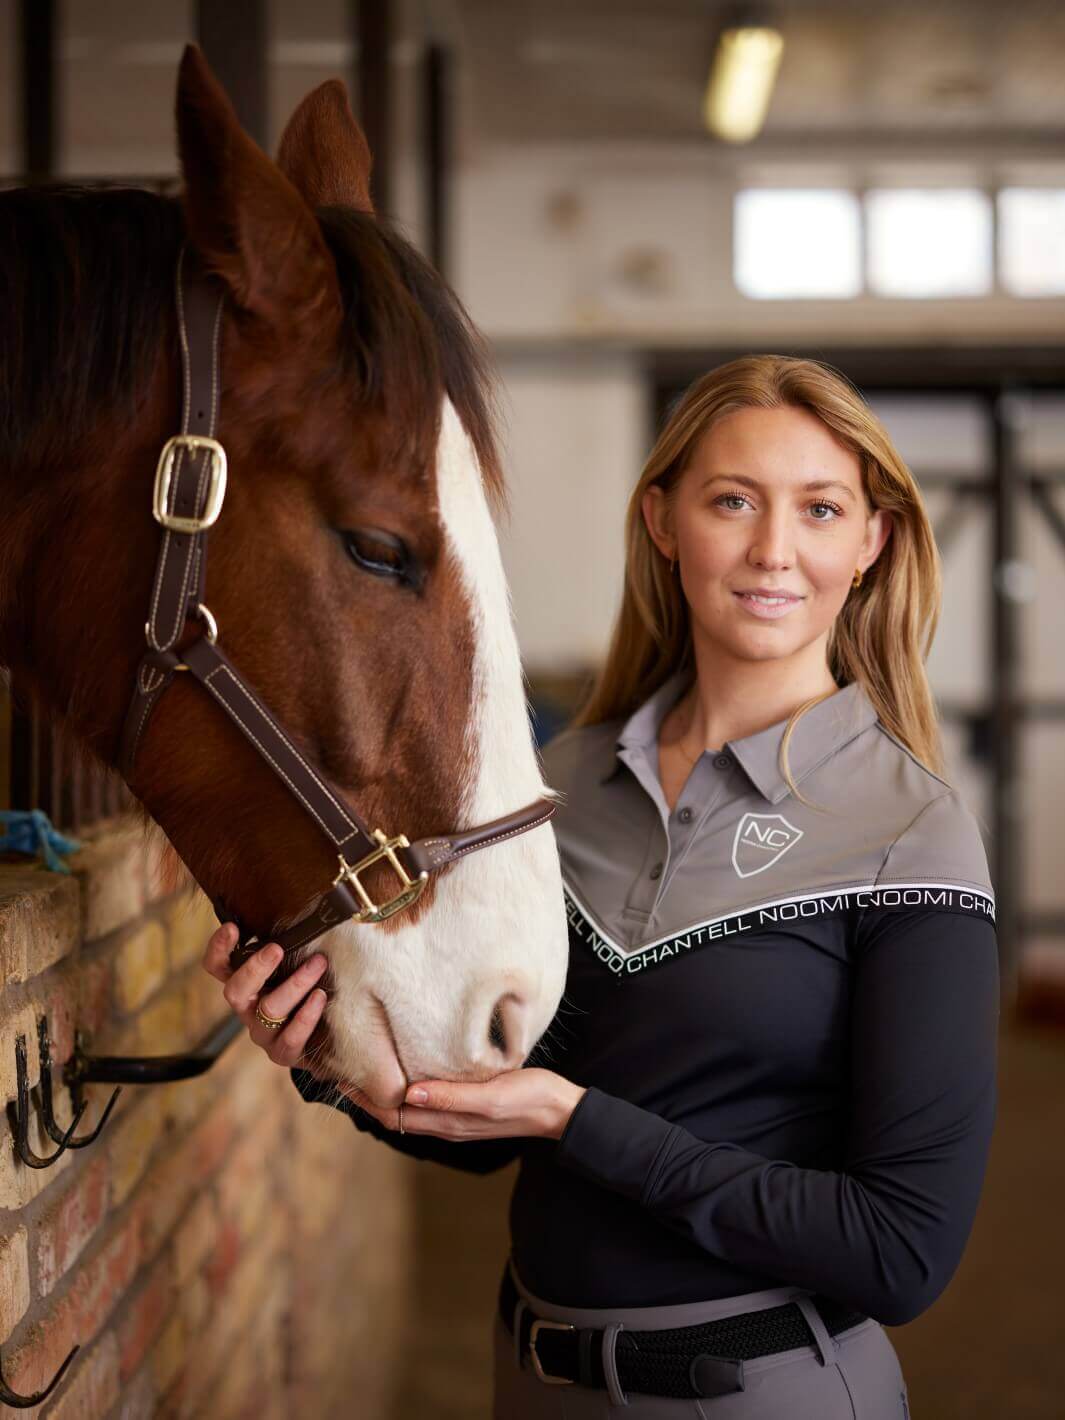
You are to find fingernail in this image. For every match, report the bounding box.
[266,944,283,963]
[406,1087,428,1104]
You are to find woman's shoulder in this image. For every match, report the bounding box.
[856,722,994,898]
[539,719,622,801]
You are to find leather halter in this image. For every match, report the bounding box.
[119,245,555,987]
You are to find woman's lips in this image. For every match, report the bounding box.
[732,589,804,620]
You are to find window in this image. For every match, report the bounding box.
[734,182,1065,300]
[733,189,861,299]
[866,189,992,298]
[999,189,1065,297]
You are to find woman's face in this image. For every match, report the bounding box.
[643,405,892,669]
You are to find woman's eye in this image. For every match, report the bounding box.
[343,528,412,582]
[808,502,843,521]
[716,494,750,512]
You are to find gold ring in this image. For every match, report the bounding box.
[255,999,288,1031]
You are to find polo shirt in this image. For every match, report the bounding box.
[292,669,1001,1327]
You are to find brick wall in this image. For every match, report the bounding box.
[0,818,416,1419]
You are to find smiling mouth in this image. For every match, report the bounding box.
[732,590,804,618]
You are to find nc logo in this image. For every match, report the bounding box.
[731,813,803,878]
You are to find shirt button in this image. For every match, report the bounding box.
[649,862,663,880]
[678,806,694,824]
[714,753,732,770]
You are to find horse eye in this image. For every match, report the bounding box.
[343,528,414,583]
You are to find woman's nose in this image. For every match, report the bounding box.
[748,517,794,569]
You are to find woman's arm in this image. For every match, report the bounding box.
[553,908,1000,1327]
[290,1066,525,1175]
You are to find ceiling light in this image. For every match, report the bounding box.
[703,24,784,143]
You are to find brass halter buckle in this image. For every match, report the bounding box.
[153,434,228,533]
[334,831,430,924]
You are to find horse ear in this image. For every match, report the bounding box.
[175,43,340,334]
[276,79,375,213]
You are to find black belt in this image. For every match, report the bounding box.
[498,1268,869,1400]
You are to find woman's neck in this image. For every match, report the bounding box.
[670,636,840,753]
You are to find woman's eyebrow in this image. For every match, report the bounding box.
[699,473,857,502]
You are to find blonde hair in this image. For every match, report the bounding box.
[571,354,945,792]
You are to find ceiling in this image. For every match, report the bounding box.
[446,0,1065,148]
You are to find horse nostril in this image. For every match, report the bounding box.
[488,1001,508,1054]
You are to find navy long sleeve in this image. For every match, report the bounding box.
[290,1066,524,1175]
[551,909,1000,1326]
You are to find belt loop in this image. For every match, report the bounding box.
[793,1295,836,1368]
[512,1299,528,1371]
[602,1322,628,1407]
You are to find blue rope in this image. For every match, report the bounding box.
[0,809,82,874]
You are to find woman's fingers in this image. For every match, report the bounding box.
[260,987,328,1067]
[256,952,329,1025]
[222,943,286,1016]
[202,922,240,982]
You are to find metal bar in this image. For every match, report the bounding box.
[1030,479,1065,557]
[65,1013,244,1087]
[422,44,449,277]
[989,390,1022,992]
[195,0,268,148]
[355,0,392,215]
[17,0,56,183]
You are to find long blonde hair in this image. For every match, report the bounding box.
[571,354,945,789]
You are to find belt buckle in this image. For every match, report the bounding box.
[528,1319,576,1385]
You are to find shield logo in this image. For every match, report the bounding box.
[731,813,803,878]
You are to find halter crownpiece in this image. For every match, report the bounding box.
[119,244,555,986]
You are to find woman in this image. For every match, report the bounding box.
[204,355,1000,1418]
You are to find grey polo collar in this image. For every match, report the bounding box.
[603,669,879,805]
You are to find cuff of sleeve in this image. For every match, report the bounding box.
[554,1085,679,1204]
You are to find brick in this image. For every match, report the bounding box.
[0,1110,76,1210]
[140,1099,234,1258]
[165,890,221,971]
[113,921,168,1014]
[6,1207,142,1399]
[112,1364,157,1420]
[149,1313,185,1397]
[109,986,189,1058]
[69,823,146,942]
[173,1191,217,1287]
[35,1156,110,1295]
[109,1097,166,1207]
[144,829,188,904]
[0,865,80,984]
[28,969,78,1067]
[116,1252,173,1382]
[44,1332,120,1420]
[0,1002,41,1102]
[0,1227,30,1336]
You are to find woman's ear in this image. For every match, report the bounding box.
[642,484,675,561]
[859,508,893,574]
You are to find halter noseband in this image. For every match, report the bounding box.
[118,245,555,986]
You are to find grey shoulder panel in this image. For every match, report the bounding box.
[876,788,994,897]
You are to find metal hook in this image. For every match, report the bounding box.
[0,1344,79,1409]
[8,1033,88,1169]
[36,1018,121,1150]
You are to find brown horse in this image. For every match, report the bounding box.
[0,46,568,1107]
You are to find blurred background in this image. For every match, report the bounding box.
[0,2,1062,1417]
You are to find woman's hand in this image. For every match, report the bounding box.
[339,1069,588,1143]
[202,921,330,1074]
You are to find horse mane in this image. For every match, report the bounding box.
[0,183,504,510]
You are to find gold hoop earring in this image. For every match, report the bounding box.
[852,567,863,589]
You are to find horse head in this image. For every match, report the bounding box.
[0,45,570,1107]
